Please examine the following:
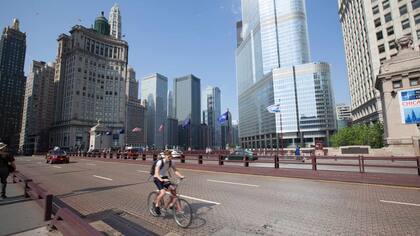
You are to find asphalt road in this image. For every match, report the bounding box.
[14,156,420,235]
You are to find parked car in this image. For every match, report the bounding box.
[46,149,69,164]
[225,149,258,161]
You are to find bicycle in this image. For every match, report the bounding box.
[147,178,193,228]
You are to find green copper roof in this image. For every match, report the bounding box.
[94,11,110,36]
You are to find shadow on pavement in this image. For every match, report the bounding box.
[57,181,150,198]
[0,195,31,206]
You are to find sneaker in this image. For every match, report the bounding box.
[154,206,161,215]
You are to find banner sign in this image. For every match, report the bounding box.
[400,89,420,124]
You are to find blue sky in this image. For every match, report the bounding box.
[0,0,350,120]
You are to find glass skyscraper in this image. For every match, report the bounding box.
[236,0,336,148]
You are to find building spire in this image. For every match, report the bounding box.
[109,3,122,39]
[12,18,20,31]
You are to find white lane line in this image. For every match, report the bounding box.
[380,200,420,207]
[86,163,96,166]
[178,194,221,205]
[52,166,62,168]
[37,162,42,164]
[93,175,113,181]
[137,170,149,173]
[207,179,259,187]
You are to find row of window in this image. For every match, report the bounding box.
[392,78,419,88]
[373,0,420,15]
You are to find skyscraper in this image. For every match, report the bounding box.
[236,0,336,148]
[174,74,201,149]
[126,66,146,147]
[50,12,128,151]
[205,86,221,148]
[141,73,168,148]
[109,3,122,39]
[338,0,420,124]
[0,18,26,153]
[19,61,55,154]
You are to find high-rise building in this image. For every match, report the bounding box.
[50,12,128,151]
[338,0,420,124]
[221,111,233,148]
[109,3,122,39]
[167,90,175,118]
[236,0,336,148]
[0,18,26,153]
[141,73,168,148]
[232,120,240,147]
[126,66,145,147]
[174,74,201,149]
[205,86,221,148]
[126,66,138,100]
[336,103,351,130]
[19,61,55,154]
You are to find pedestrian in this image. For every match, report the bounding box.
[0,142,16,199]
[295,146,303,162]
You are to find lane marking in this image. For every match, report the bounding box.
[37,162,42,164]
[178,194,220,205]
[86,163,96,166]
[93,175,113,181]
[52,166,62,168]
[380,200,420,207]
[136,170,149,173]
[207,179,259,187]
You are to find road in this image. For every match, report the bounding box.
[14,156,420,235]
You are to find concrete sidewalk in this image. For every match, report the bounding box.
[0,177,58,236]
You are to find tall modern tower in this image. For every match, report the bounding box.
[141,73,168,148]
[339,0,420,124]
[236,0,336,148]
[109,3,122,39]
[19,61,55,155]
[50,13,128,151]
[174,74,201,149]
[205,86,221,148]
[0,18,26,153]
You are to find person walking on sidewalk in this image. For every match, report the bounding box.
[0,142,15,199]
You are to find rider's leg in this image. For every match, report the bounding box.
[155,189,166,207]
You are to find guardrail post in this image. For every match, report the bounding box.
[44,194,53,221]
[243,155,249,167]
[219,155,224,165]
[198,155,203,164]
[358,155,365,173]
[181,155,185,163]
[361,155,365,173]
[275,155,279,169]
[417,156,420,176]
[311,155,317,171]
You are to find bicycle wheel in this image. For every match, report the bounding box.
[173,198,193,228]
[147,192,159,217]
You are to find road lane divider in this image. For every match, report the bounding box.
[178,194,221,205]
[207,179,259,187]
[136,170,149,173]
[380,200,420,207]
[52,166,62,169]
[86,163,96,166]
[93,175,113,181]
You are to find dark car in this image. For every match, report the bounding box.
[46,149,69,164]
[225,149,258,161]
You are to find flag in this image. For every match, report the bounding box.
[182,117,191,128]
[158,124,164,132]
[132,127,141,132]
[218,111,229,124]
[118,129,125,134]
[266,104,281,113]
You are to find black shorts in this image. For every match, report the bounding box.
[154,176,171,190]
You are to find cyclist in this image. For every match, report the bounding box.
[153,150,184,215]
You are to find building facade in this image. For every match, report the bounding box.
[126,99,146,147]
[0,18,26,153]
[109,3,122,40]
[336,103,351,130]
[141,73,168,148]
[174,74,201,149]
[50,12,128,151]
[205,86,221,148]
[19,61,55,154]
[221,111,233,148]
[338,0,420,124]
[236,0,336,149]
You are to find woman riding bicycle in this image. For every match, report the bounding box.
[153,150,184,215]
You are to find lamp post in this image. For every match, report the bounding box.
[266,104,283,156]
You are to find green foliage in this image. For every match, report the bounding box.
[331,123,384,148]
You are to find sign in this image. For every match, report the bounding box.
[400,89,420,124]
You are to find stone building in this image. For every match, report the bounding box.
[376,36,420,155]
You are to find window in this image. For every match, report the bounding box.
[387,26,394,36]
[384,13,392,22]
[377,31,384,40]
[389,40,396,50]
[399,5,408,15]
[373,5,380,14]
[378,44,385,53]
[410,78,419,86]
[415,13,420,25]
[383,0,390,9]
[392,80,402,89]
[413,0,420,10]
[417,29,420,39]
[402,19,410,30]
[375,18,381,27]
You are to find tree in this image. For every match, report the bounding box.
[331,123,384,148]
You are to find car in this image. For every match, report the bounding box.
[46,149,69,164]
[225,149,258,161]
